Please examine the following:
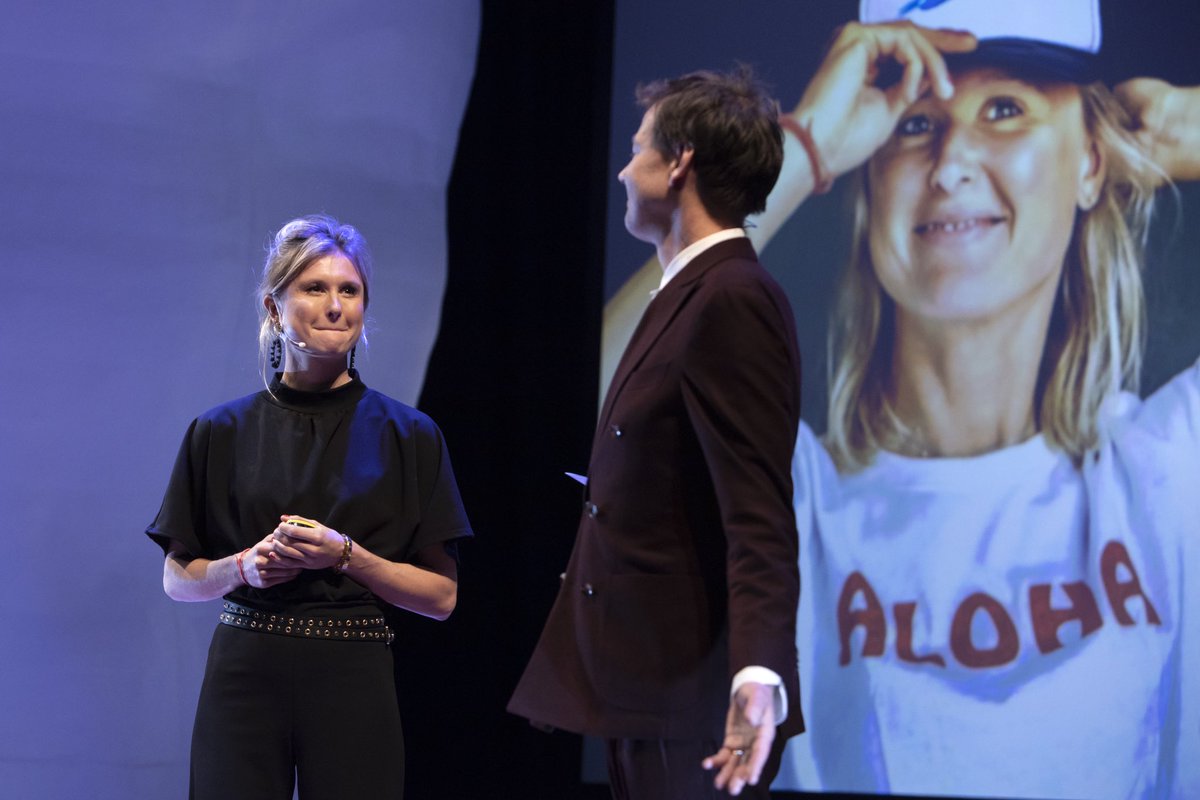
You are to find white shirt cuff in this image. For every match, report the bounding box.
[731,666,787,724]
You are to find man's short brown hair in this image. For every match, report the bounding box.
[636,65,783,225]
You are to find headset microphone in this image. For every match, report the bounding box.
[271,313,308,350]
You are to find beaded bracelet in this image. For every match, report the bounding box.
[235,548,250,585]
[333,533,353,574]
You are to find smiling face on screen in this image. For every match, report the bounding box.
[866,68,1103,326]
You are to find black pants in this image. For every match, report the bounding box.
[606,737,780,800]
[190,624,404,800]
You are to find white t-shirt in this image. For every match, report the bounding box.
[775,360,1200,799]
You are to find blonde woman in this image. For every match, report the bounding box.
[755,1,1200,797]
[147,215,472,799]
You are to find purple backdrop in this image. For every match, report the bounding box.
[0,3,478,797]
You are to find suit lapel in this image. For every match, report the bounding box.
[596,281,697,432]
[596,237,756,432]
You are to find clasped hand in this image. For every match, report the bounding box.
[267,515,345,571]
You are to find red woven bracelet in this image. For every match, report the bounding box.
[779,114,834,195]
[235,548,250,585]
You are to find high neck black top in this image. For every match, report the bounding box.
[147,375,472,615]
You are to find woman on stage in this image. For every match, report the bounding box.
[147,214,472,799]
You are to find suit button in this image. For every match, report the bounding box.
[610,424,623,438]
[584,501,599,518]
[581,583,595,597]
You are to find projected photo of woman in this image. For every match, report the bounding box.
[761,0,1200,796]
[145,215,473,799]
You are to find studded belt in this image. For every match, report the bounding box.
[219,600,394,645]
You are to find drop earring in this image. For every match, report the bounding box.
[348,346,357,374]
[269,320,283,370]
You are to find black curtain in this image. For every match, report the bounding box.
[402,1,615,797]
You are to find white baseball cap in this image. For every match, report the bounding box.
[860,0,1102,81]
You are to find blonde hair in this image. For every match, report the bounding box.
[825,83,1162,472]
[256,214,373,383]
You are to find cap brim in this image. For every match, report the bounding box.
[945,39,1099,83]
[875,38,1100,89]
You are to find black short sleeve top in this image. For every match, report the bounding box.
[146,374,473,614]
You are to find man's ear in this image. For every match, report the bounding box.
[668,144,695,190]
[1077,137,1106,211]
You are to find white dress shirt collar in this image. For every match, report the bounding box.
[651,228,747,297]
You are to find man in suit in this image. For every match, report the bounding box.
[508,68,803,798]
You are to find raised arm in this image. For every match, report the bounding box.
[752,22,976,249]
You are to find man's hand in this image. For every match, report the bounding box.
[702,681,776,796]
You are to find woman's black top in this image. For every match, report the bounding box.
[146,374,472,615]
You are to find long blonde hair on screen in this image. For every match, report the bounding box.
[825,83,1163,472]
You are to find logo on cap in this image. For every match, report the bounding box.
[899,0,954,15]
